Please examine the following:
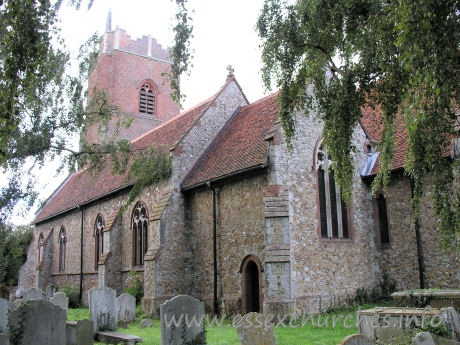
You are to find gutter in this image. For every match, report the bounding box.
[209,182,219,316]
[181,163,267,193]
[78,204,84,304]
[410,178,425,289]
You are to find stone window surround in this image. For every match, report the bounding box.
[94,213,105,269]
[58,226,66,272]
[239,254,264,314]
[372,191,392,250]
[138,80,157,116]
[313,138,354,243]
[131,200,149,268]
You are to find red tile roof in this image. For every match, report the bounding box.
[181,92,279,189]
[33,92,219,224]
[360,105,454,176]
[360,105,408,175]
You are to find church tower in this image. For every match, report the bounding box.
[83,11,180,146]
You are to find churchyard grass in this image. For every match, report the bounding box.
[67,304,384,344]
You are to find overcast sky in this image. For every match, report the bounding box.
[59,0,267,109]
[11,0,269,225]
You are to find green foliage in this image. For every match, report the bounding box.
[124,270,144,305]
[0,1,172,222]
[166,0,194,104]
[257,0,460,250]
[354,272,397,305]
[60,282,80,308]
[0,222,33,286]
[96,312,116,331]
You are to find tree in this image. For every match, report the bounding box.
[0,0,185,220]
[0,222,33,286]
[256,0,459,249]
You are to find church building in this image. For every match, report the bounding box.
[18,21,459,317]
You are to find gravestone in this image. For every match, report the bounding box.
[338,334,375,345]
[66,319,93,345]
[140,318,152,328]
[0,333,8,345]
[9,299,66,345]
[89,286,117,332]
[50,292,69,313]
[23,287,43,301]
[0,299,9,334]
[236,312,277,345]
[116,293,136,324]
[12,299,23,310]
[441,307,460,342]
[160,295,206,345]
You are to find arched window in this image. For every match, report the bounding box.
[139,83,155,115]
[38,232,44,263]
[132,202,148,266]
[315,141,350,239]
[58,227,66,271]
[94,214,104,269]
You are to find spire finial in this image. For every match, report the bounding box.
[105,8,112,32]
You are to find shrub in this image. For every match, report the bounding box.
[60,282,80,308]
[124,270,144,305]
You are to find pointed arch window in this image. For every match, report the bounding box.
[38,232,44,263]
[132,202,148,266]
[94,214,104,269]
[315,141,350,240]
[58,227,66,271]
[139,83,155,115]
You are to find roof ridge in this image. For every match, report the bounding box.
[242,91,279,109]
[34,173,74,218]
[131,79,232,146]
[181,106,242,189]
[169,77,237,151]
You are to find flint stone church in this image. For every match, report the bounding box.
[18,19,459,317]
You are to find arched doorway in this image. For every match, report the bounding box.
[240,255,263,314]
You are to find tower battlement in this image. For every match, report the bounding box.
[101,27,172,63]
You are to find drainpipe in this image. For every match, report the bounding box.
[78,205,84,303]
[410,178,425,289]
[208,182,219,315]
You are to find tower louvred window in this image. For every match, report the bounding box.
[139,83,155,115]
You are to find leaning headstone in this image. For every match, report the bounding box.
[237,312,277,345]
[441,307,460,342]
[23,287,43,301]
[0,333,8,345]
[9,299,66,345]
[338,334,375,345]
[160,295,206,345]
[12,299,23,310]
[66,319,93,345]
[140,318,152,328]
[50,292,69,313]
[116,293,136,324]
[0,299,10,334]
[89,286,117,332]
[412,332,436,345]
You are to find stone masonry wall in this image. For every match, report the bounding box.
[281,109,380,315]
[376,173,460,290]
[142,77,249,316]
[30,179,171,305]
[186,171,267,315]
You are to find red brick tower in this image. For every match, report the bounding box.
[84,12,180,146]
